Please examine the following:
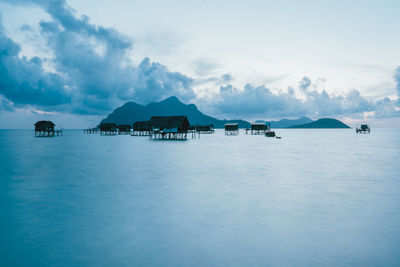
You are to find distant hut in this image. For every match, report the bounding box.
[132,121,152,136]
[99,122,117,135]
[250,122,270,135]
[356,124,370,134]
[35,121,55,137]
[224,123,239,135]
[118,124,131,134]
[149,116,190,140]
[195,124,214,134]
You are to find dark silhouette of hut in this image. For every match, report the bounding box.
[149,116,190,140]
[99,123,117,135]
[225,123,239,135]
[195,124,214,134]
[356,124,370,134]
[35,121,55,137]
[249,122,270,135]
[132,121,152,136]
[118,124,131,134]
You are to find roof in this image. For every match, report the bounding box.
[149,116,190,131]
[118,124,131,130]
[35,121,55,127]
[133,121,151,131]
[99,122,117,130]
[224,123,239,126]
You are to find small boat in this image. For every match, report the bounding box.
[265,131,276,137]
[276,136,281,139]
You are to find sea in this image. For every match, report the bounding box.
[0,129,399,266]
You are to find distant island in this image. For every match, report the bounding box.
[101,96,249,128]
[101,96,350,129]
[288,118,351,128]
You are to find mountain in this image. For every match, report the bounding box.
[100,96,250,128]
[288,118,351,128]
[256,117,313,128]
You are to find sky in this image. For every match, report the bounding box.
[0,0,399,128]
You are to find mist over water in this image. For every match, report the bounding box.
[1,129,399,266]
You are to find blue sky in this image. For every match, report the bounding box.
[0,0,399,128]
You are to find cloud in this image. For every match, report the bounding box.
[201,76,400,119]
[395,66,400,98]
[0,0,399,121]
[0,0,195,114]
[0,20,71,107]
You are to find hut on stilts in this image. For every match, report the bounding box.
[356,124,370,134]
[195,124,214,134]
[99,123,118,135]
[34,121,62,137]
[247,122,270,135]
[149,116,190,140]
[118,124,131,135]
[132,121,152,136]
[224,123,239,135]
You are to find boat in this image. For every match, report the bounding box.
[265,130,276,137]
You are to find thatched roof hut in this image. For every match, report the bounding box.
[149,116,190,132]
[118,124,131,133]
[35,121,55,131]
[133,121,151,131]
[224,123,239,131]
[251,123,269,131]
[195,124,214,133]
[99,122,117,132]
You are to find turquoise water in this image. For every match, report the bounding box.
[1,129,399,266]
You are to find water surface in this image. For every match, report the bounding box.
[1,129,399,266]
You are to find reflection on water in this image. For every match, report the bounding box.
[1,129,400,266]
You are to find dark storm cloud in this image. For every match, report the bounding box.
[0,0,195,114]
[0,19,71,107]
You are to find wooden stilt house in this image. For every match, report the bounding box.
[99,123,118,135]
[195,124,214,134]
[356,124,370,134]
[224,123,239,135]
[132,121,152,136]
[250,122,270,135]
[118,124,131,134]
[35,121,55,137]
[149,116,190,140]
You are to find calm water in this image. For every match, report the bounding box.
[1,129,399,266]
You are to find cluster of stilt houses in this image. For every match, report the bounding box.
[36,117,370,139]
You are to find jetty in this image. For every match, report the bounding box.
[356,124,370,134]
[35,121,63,137]
[99,123,118,135]
[225,123,239,135]
[149,116,190,140]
